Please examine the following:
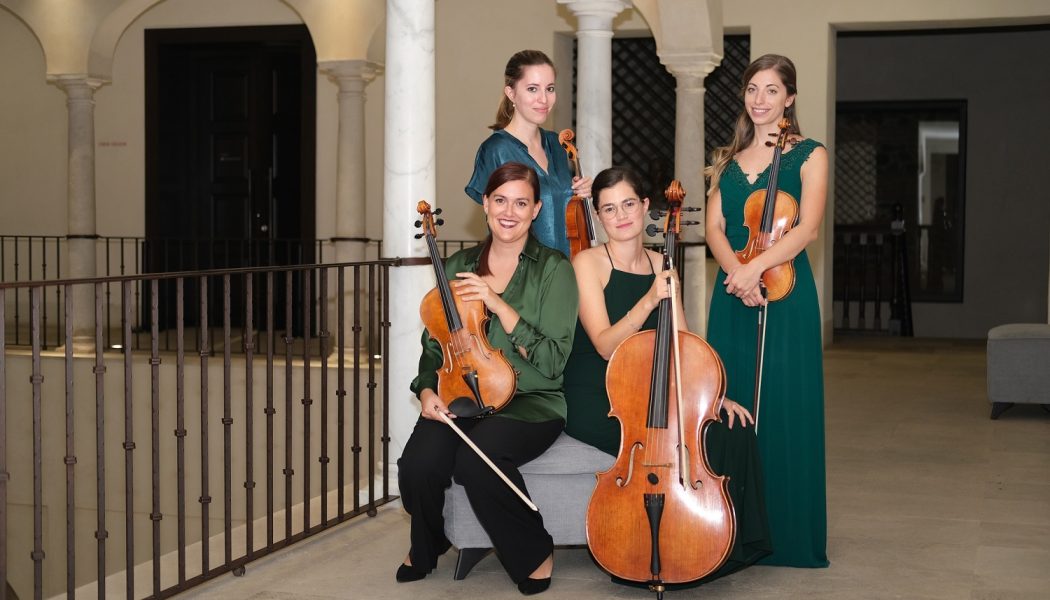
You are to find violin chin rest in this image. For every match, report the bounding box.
[449,397,490,419]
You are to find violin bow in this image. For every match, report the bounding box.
[438,413,539,512]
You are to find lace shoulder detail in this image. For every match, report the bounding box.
[782,138,823,170]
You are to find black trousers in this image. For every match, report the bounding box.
[397,415,563,583]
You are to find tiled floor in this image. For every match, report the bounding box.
[182,337,1050,599]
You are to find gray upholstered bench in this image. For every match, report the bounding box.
[987,323,1050,419]
[442,432,614,579]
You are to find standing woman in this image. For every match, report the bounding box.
[398,162,578,595]
[466,50,591,257]
[565,166,771,583]
[704,54,829,568]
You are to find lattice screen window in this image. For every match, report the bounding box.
[610,37,676,202]
[704,36,750,160]
[573,35,750,203]
[835,136,878,224]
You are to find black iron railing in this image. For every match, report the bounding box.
[0,259,397,600]
[833,217,913,336]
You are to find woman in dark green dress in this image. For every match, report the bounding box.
[705,54,830,568]
[563,166,771,584]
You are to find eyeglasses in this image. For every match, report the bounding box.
[598,198,641,218]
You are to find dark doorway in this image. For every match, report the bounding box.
[145,25,316,330]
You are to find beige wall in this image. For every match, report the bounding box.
[0,9,67,234]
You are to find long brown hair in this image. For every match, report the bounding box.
[489,50,556,131]
[704,54,801,194]
[477,162,541,276]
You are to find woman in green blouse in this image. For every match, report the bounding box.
[397,162,578,596]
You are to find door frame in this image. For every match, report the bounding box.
[144,24,317,256]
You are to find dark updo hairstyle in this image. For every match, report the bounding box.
[489,50,556,131]
[590,166,648,212]
[477,162,541,276]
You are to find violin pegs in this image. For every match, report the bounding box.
[436,218,445,226]
[434,207,443,216]
[649,209,664,220]
[683,206,702,212]
[414,220,422,228]
[645,224,662,237]
[413,233,423,239]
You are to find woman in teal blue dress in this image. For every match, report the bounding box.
[466,50,591,257]
[564,166,771,584]
[705,54,830,568]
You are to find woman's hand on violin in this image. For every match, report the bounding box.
[572,175,593,199]
[724,261,763,297]
[738,284,767,308]
[453,272,505,313]
[418,389,453,421]
[721,397,754,429]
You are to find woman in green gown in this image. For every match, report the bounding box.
[705,54,830,568]
[563,166,771,584]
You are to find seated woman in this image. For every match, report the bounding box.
[397,162,579,596]
[563,166,771,583]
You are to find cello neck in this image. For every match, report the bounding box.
[647,200,681,429]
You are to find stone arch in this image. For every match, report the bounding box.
[87,0,168,79]
[280,0,385,62]
[0,3,55,74]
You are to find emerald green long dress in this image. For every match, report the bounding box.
[707,138,829,568]
[564,248,772,583]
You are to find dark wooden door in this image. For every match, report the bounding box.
[146,26,316,331]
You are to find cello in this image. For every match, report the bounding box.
[559,129,597,258]
[415,201,538,511]
[586,182,735,598]
[734,119,799,431]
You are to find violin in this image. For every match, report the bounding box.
[559,129,597,259]
[735,118,799,301]
[586,182,734,596]
[415,201,516,417]
[734,119,798,431]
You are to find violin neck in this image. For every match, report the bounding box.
[424,231,463,332]
[760,146,784,233]
[584,201,597,244]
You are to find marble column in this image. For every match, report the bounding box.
[320,60,381,350]
[383,0,435,493]
[320,60,381,264]
[53,75,105,349]
[558,0,630,176]
[662,55,720,334]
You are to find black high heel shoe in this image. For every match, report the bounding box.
[395,562,430,583]
[517,576,551,595]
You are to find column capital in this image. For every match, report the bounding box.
[319,60,383,89]
[48,74,107,98]
[659,50,721,80]
[558,0,632,32]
